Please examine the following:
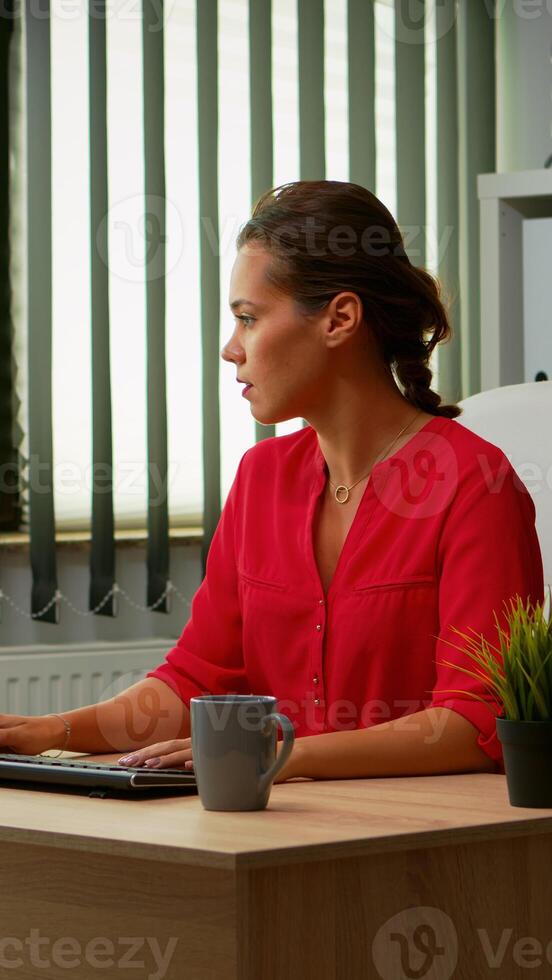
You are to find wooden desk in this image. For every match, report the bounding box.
[1,764,552,979]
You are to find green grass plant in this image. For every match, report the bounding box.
[434,587,552,722]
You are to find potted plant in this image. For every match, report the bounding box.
[434,588,552,808]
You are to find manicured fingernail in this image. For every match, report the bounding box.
[144,757,162,768]
[118,753,139,765]
[185,760,194,769]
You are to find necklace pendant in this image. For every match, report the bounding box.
[334,485,350,504]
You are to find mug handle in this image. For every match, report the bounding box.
[257,712,295,795]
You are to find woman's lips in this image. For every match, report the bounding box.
[242,384,253,397]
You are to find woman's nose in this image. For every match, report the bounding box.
[220,333,244,365]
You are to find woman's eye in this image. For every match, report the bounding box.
[236,315,255,328]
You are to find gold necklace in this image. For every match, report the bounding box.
[327,410,422,504]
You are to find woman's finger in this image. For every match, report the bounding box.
[117,737,191,767]
[143,750,194,770]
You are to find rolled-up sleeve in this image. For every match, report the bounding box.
[146,450,251,709]
[429,457,544,772]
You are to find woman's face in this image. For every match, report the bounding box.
[221,244,328,425]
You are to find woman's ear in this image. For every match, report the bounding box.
[324,292,364,348]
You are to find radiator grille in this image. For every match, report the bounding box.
[0,639,174,716]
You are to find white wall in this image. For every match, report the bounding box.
[0,542,199,647]
[523,217,552,383]
[494,4,552,385]
[496,2,552,172]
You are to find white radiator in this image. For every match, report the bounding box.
[0,638,174,716]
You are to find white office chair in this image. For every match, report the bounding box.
[456,381,552,612]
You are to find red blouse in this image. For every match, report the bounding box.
[147,416,544,773]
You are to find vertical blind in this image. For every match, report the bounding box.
[26,0,58,623]
[0,4,22,535]
[89,0,115,616]
[3,0,495,622]
[249,0,275,446]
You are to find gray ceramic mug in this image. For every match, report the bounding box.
[190,695,295,811]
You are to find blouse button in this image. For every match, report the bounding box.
[315,624,322,631]
[318,599,325,605]
[313,675,319,685]
[314,698,320,706]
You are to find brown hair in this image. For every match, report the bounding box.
[235,180,461,419]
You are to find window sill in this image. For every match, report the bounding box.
[0,527,203,552]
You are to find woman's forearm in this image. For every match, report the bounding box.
[55,678,190,753]
[283,707,497,780]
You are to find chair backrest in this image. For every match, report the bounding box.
[456,381,552,603]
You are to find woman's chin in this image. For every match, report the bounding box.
[252,408,299,427]
[245,392,301,427]
[251,410,278,425]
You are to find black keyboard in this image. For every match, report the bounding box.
[0,753,197,797]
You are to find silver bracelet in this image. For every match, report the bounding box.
[41,713,71,759]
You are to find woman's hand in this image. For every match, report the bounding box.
[0,714,65,755]
[117,738,194,771]
[117,736,302,782]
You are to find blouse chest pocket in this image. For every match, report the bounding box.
[237,569,287,592]
[351,573,436,594]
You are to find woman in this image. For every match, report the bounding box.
[0,181,544,779]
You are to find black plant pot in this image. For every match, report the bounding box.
[496,717,552,808]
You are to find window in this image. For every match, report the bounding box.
[9,0,406,533]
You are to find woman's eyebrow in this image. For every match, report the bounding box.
[230,299,260,311]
